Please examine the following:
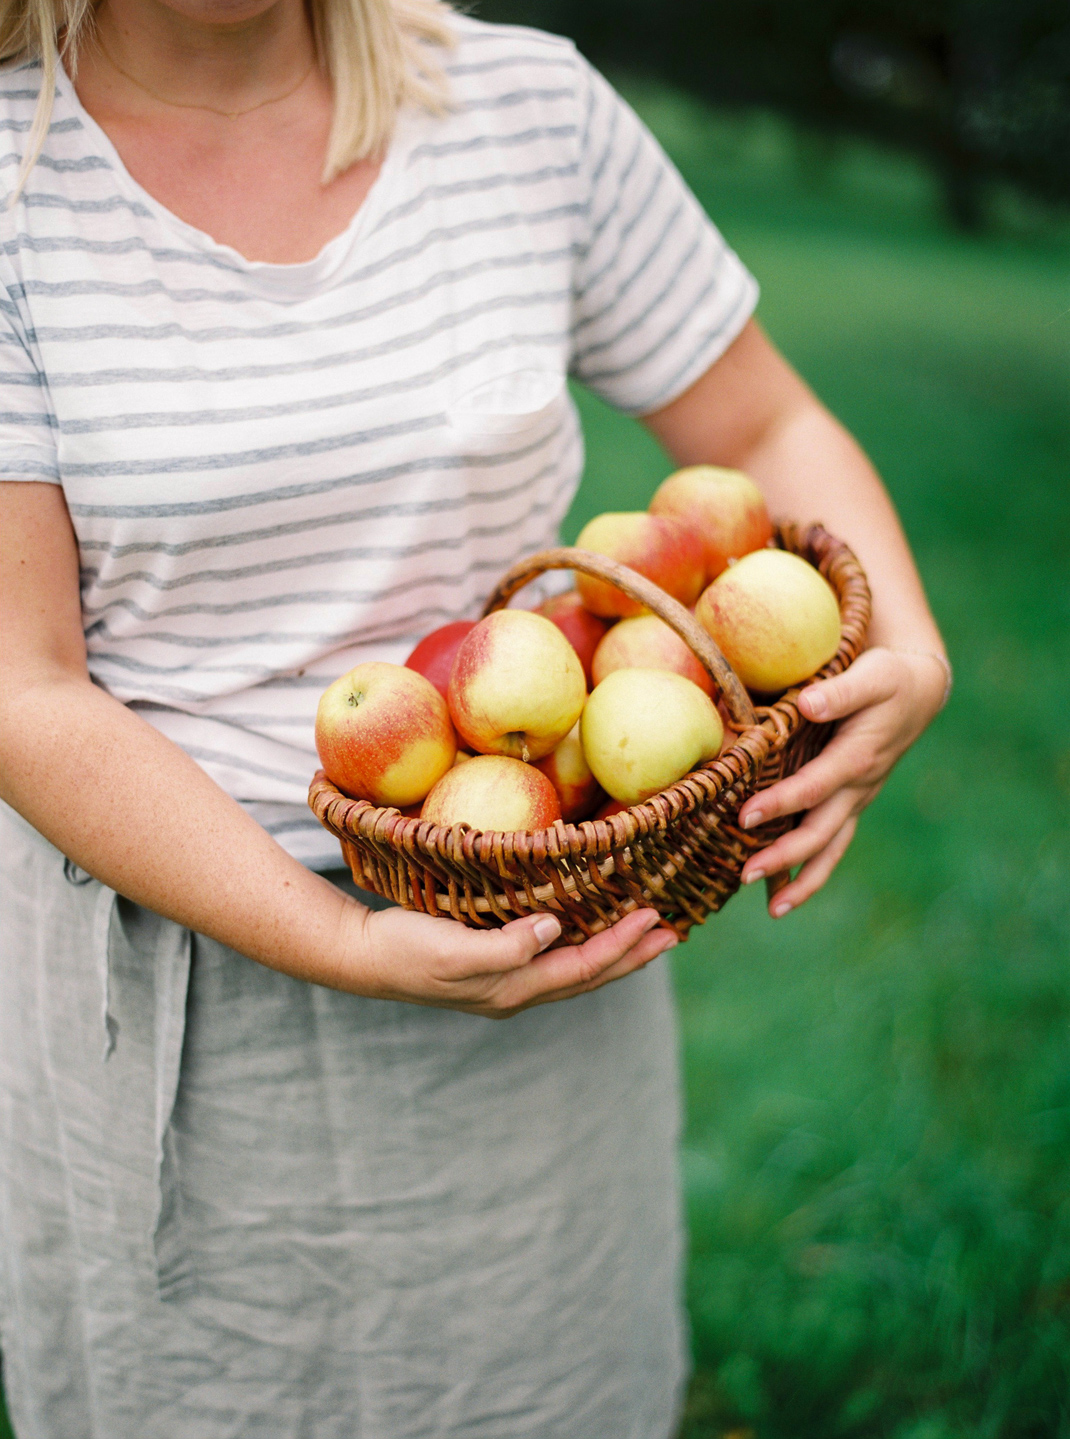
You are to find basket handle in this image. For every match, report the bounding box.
[481,545,758,729]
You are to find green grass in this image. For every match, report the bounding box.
[565,87,1070,1439]
[2,91,1068,1439]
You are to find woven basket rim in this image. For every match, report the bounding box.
[309,521,870,871]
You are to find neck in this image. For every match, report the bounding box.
[89,0,316,111]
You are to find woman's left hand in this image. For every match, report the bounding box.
[736,647,949,916]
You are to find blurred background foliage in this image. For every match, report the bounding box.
[2,6,1069,1438]
[478,0,1070,229]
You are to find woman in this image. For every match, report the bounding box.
[0,0,949,1431]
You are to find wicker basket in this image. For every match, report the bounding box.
[309,522,870,943]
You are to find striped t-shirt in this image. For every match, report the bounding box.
[0,17,758,868]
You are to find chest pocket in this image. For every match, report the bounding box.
[446,368,566,455]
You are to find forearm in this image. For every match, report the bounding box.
[0,671,359,985]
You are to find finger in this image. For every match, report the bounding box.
[739,730,875,829]
[797,650,898,724]
[503,924,679,1012]
[766,817,857,917]
[741,788,861,883]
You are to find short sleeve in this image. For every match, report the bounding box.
[0,280,59,482]
[569,58,758,416]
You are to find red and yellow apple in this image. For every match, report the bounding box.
[405,619,477,699]
[534,721,604,822]
[420,754,562,831]
[447,609,586,762]
[649,466,772,582]
[695,548,841,693]
[573,512,706,618]
[316,662,457,807]
[580,668,724,805]
[591,613,715,697]
[534,590,610,686]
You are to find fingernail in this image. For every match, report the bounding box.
[742,811,762,830]
[803,690,827,719]
[771,901,791,918]
[533,916,561,948]
[743,868,765,885]
[657,935,678,952]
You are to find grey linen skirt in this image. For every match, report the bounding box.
[0,801,688,1439]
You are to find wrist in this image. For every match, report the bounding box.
[888,646,952,712]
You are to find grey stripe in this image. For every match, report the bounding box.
[577,266,724,388]
[0,409,53,425]
[0,151,109,173]
[84,532,561,647]
[407,125,576,162]
[6,203,585,310]
[80,450,569,569]
[81,473,572,606]
[68,411,567,514]
[636,278,757,413]
[177,744,308,786]
[444,53,575,78]
[59,323,572,435]
[15,238,575,312]
[77,429,580,556]
[455,87,573,115]
[29,265,567,345]
[0,116,80,134]
[573,194,685,315]
[371,162,578,238]
[573,227,706,364]
[21,191,154,217]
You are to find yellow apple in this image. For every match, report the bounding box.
[695,549,841,692]
[649,465,772,583]
[447,609,586,762]
[420,754,562,831]
[591,613,715,697]
[573,511,706,618]
[580,668,724,805]
[315,662,457,807]
[533,721,604,822]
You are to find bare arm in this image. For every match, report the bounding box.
[0,482,674,1015]
[643,319,948,913]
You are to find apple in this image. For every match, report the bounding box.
[447,609,586,762]
[580,668,724,805]
[534,590,610,686]
[316,662,457,807]
[649,466,772,583]
[534,721,604,822]
[695,549,841,693]
[405,619,477,699]
[591,613,715,698]
[573,512,706,618]
[420,754,562,832]
[594,797,629,820]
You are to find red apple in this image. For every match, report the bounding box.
[580,668,724,805]
[594,798,629,820]
[534,590,610,686]
[534,721,604,822]
[695,549,841,693]
[447,609,586,762]
[405,619,477,699]
[573,512,706,618]
[316,662,457,807]
[649,466,772,583]
[591,613,715,697]
[420,754,562,832]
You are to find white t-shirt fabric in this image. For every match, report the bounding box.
[0,17,757,869]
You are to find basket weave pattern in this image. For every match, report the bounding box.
[309,523,870,943]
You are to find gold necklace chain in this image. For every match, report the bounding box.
[97,36,315,120]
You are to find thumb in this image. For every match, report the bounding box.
[798,651,895,723]
[474,911,563,972]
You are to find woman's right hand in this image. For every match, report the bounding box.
[335,903,678,1018]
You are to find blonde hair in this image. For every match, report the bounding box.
[0,0,455,200]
